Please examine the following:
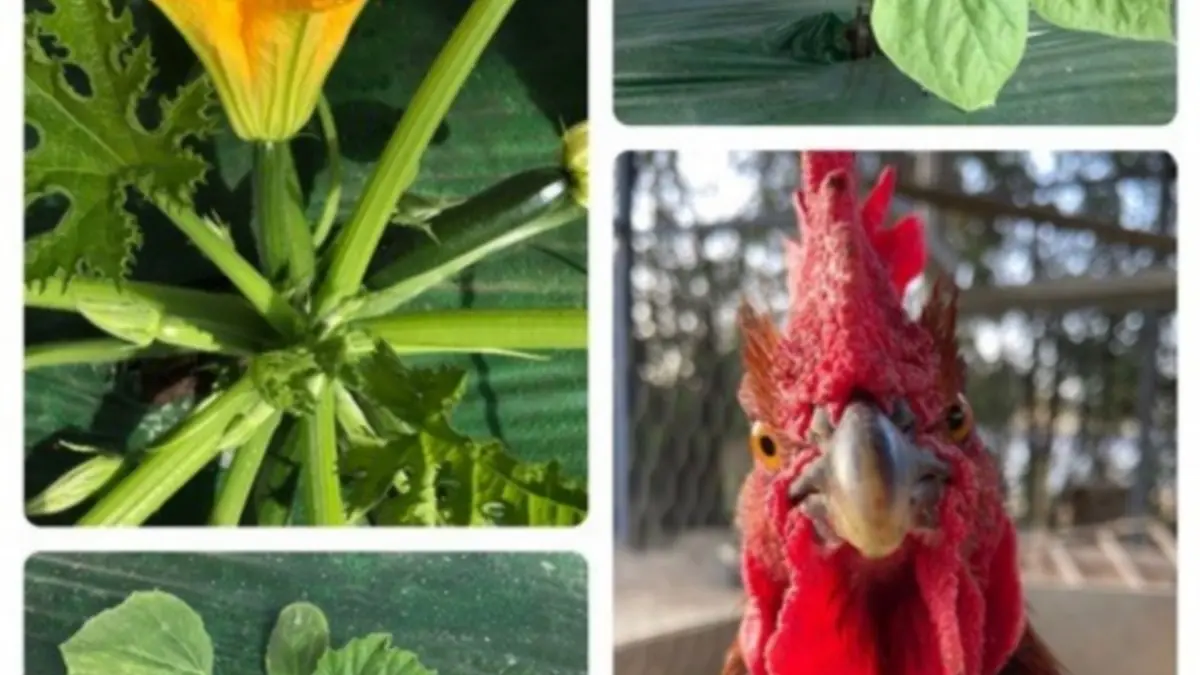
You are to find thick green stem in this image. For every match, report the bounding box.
[78,377,268,526]
[210,412,283,526]
[354,308,588,351]
[314,0,518,316]
[298,382,345,526]
[26,277,274,354]
[312,96,343,249]
[25,339,172,370]
[253,141,315,287]
[143,188,304,338]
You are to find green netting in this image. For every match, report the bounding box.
[614,0,1175,125]
[24,0,588,522]
[25,552,587,675]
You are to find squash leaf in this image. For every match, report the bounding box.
[313,635,434,675]
[24,0,215,284]
[344,345,587,526]
[59,590,213,675]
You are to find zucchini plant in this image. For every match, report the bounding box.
[58,592,439,675]
[24,0,589,526]
[867,0,1174,111]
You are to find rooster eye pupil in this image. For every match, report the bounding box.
[947,406,964,429]
[759,435,777,457]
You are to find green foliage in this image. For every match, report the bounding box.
[58,592,437,675]
[24,0,588,528]
[871,0,1174,111]
[1031,0,1174,41]
[313,635,434,675]
[343,346,587,526]
[60,591,214,675]
[24,0,215,283]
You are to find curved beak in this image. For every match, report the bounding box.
[800,401,947,559]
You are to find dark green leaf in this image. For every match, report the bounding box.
[24,0,215,282]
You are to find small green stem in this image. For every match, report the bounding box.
[298,382,345,526]
[312,95,343,249]
[78,377,268,526]
[253,141,315,287]
[354,308,588,351]
[210,412,283,526]
[25,339,174,370]
[314,0,518,315]
[143,189,304,338]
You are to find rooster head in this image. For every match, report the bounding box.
[734,152,1026,675]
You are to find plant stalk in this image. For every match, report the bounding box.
[298,382,346,526]
[210,411,283,526]
[312,96,343,248]
[143,189,304,338]
[314,0,518,316]
[26,277,274,354]
[354,308,588,351]
[253,141,316,287]
[25,339,173,370]
[77,377,268,526]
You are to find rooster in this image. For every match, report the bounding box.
[724,152,1064,675]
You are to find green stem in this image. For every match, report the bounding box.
[26,277,275,354]
[312,95,343,249]
[143,189,304,338]
[314,0,518,316]
[210,412,283,526]
[78,376,269,526]
[354,308,588,351]
[25,339,177,370]
[253,141,315,287]
[298,382,345,526]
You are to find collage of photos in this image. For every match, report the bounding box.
[16,1,1184,675]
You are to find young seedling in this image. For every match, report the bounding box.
[58,592,440,675]
[24,0,589,527]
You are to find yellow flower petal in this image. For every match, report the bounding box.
[150,0,368,141]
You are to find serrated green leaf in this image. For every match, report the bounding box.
[24,0,215,283]
[313,634,434,675]
[437,438,587,527]
[872,0,1028,112]
[344,345,468,426]
[1031,0,1173,41]
[59,590,213,675]
[266,602,332,675]
[26,453,126,516]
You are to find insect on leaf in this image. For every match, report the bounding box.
[24,0,216,284]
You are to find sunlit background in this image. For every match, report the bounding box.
[613,151,1177,675]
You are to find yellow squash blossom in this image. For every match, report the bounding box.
[150,0,368,141]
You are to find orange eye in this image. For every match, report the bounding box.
[750,421,782,471]
[946,394,975,442]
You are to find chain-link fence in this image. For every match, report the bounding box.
[613,151,1177,675]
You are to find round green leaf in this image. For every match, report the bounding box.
[872,0,1029,111]
[266,603,332,675]
[1031,0,1174,42]
[59,590,213,675]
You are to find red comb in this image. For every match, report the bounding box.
[795,152,927,296]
